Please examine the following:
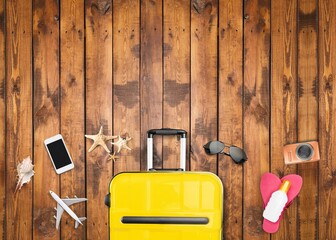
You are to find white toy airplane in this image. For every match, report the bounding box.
[49,190,87,229]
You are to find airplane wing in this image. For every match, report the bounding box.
[62,198,87,206]
[55,204,65,229]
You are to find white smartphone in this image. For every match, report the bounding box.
[44,134,74,174]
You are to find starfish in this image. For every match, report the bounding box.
[85,126,118,153]
[107,152,119,162]
[112,136,132,153]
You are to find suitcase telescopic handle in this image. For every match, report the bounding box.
[147,128,187,171]
[147,128,187,137]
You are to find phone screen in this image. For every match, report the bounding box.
[46,139,72,169]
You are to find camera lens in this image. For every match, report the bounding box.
[296,143,314,160]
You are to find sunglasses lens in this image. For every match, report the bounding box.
[229,146,247,163]
[203,141,225,154]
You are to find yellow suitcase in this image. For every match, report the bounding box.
[105,129,223,240]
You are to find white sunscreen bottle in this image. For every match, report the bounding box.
[263,180,291,223]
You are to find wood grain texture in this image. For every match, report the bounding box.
[297,0,318,239]
[32,0,60,239]
[140,0,163,170]
[2,1,336,239]
[60,0,85,238]
[190,0,218,173]
[163,0,190,169]
[113,0,140,173]
[271,0,298,239]
[6,0,33,239]
[0,0,5,238]
[243,0,270,239]
[218,0,243,238]
[319,0,335,239]
[85,0,113,238]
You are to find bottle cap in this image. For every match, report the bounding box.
[279,180,291,193]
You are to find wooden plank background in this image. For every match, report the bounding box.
[1,0,336,239]
[33,0,60,239]
[271,0,298,239]
[0,0,4,239]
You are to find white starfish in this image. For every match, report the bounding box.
[85,126,118,153]
[112,136,132,153]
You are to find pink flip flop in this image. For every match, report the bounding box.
[260,172,303,233]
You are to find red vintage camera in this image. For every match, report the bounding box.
[283,141,320,165]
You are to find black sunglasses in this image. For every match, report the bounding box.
[203,141,247,164]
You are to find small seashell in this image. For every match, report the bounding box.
[15,156,35,193]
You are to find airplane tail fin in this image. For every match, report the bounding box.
[75,217,86,229]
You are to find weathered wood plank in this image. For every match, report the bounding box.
[4,1,336,239]
[319,0,336,239]
[140,0,163,170]
[113,0,140,174]
[218,0,243,238]
[85,0,113,238]
[6,0,33,239]
[271,0,298,239]
[163,0,190,169]
[32,0,60,239]
[190,0,218,173]
[297,0,318,239]
[60,0,85,238]
[243,0,270,239]
[0,0,5,238]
